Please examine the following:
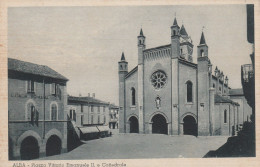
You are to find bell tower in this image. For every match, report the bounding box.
[197,31,211,136]
[137,28,145,133]
[171,17,180,59]
[118,52,128,133]
[171,17,180,135]
[179,24,194,62]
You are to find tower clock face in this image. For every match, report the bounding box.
[151,70,167,90]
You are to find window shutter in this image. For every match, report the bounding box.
[51,83,55,94]
[34,82,36,93]
[31,81,35,92]
[27,80,31,92]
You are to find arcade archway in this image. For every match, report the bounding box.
[183,115,197,136]
[46,135,62,156]
[152,114,168,134]
[129,116,139,133]
[20,136,39,160]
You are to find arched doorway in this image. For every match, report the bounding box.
[129,116,139,133]
[20,136,39,160]
[152,114,168,134]
[46,135,62,156]
[183,115,197,136]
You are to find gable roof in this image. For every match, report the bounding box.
[125,66,138,79]
[8,58,68,81]
[229,88,244,96]
[215,94,239,106]
[68,96,109,105]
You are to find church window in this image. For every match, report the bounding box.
[213,83,215,88]
[186,81,193,102]
[139,40,142,45]
[200,50,204,57]
[224,110,227,123]
[151,70,167,90]
[219,87,221,91]
[131,88,136,106]
[180,49,183,55]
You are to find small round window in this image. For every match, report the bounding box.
[151,70,167,89]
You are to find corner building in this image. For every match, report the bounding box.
[8,58,68,160]
[118,17,252,136]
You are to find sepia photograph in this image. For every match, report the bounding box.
[0,1,258,166]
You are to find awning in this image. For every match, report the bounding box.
[97,125,110,132]
[79,126,99,134]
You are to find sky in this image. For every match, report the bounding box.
[8,5,252,105]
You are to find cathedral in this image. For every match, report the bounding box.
[118,17,252,136]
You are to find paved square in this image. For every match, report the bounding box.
[41,131,228,160]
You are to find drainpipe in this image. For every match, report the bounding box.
[43,79,46,139]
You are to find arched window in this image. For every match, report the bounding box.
[186,81,193,102]
[219,87,222,91]
[26,102,35,121]
[200,50,204,57]
[213,83,215,88]
[180,49,183,55]
[139,40,142,45]
[173,30,176,36]
[224,110,227,123]
[51,103,58,120]
[131,88,136,106]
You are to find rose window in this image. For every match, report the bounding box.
[151,70,167,89]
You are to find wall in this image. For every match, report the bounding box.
[143,53,172,134]
[8,77,67,159]
[125,70,139,132]
[178,62,197,124]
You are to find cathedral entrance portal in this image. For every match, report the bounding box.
[183,115,197,136]
[129,116,139,133]
[152,114,168,134]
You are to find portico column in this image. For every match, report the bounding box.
[126,121,130,133]
[148,122,153,134]
[39,142,46,158]
[179,122,184,135]
[167,123,171,135]
[171,105,178,135]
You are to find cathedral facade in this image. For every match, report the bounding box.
[118,17,252,136]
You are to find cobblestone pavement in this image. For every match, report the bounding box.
[41,130,228,160]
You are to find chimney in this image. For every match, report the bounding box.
[92,93,95,98]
